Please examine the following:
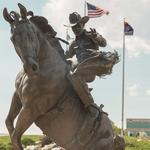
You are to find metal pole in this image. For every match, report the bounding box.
[66,27,69,51]
[121,18,126,137]
[84,1,87,16]
[64,24,69,51]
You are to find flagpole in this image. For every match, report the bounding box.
[84,1,86,16]
[121,18,126,137]
[64,24,69,51]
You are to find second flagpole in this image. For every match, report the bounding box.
[121,18,126,137]
[84,1,87,16]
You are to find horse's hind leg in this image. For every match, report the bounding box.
[11,104,40,150]
[5,91,22,136]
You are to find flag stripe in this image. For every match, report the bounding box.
[88,11,106,18]
[87,2,109,18]
[88,15,104,18]
[88,11,106,15]
[88,13,105,17]
[88,9,104,12]
[88,9,104,13]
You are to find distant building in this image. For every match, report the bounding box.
[126,118,150,138]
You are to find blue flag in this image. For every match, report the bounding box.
[124,22,134,35]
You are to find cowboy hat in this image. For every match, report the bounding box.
[69,12,89,26]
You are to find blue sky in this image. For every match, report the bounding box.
[0,0,150,135]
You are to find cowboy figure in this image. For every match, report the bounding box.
[66,12,106,63]
[66,12,107,115]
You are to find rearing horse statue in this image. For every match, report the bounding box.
[3,3,119,150]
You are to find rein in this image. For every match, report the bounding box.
[55,37,69,45]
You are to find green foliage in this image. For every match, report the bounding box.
[0,136,11,145]
[22,135,43,141]
[111,124,150,150]
[21,137,35,146]
[125,136,150,150]
[0,143,6,150]
[112,123,121,135]
[5,143,13,150]
[0,135,42,149]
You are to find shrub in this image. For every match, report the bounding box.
[0,143,6,150]
[125,136,150,150]
[5,143,13,150]
[21,137,35,146]
[112,123,121,135]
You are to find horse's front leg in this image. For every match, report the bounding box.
[5,91,22,136]
[11,103,41,150]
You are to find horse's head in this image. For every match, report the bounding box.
[3,4,40,77]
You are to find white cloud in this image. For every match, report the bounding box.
[146,90,150,96]
[126,37,150,58]
[41,0,150,56]
[127,84,139,97]
[141,0,149,3]
[41,0,85,39]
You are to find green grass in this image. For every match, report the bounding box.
[0,135,42,144]
[0,136,11,145]
[125,136,150,150]
[1,135,150,150]
[0,135,43,150]
[22,135,43,141]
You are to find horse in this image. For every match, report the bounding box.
[3,4,118,150]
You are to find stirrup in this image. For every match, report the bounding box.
[90,103,108,119]
[90,103,100,111]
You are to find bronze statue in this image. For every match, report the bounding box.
[4,3,119,150]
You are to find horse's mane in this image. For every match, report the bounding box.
[29,16,57,37]
[29,15,67,63]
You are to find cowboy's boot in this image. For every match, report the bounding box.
[87,103,100,117]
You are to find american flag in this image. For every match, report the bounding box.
[87,2,109,18]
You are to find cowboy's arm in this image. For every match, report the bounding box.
[95,33,107,47]
[90,28,107,47]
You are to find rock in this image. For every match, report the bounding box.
[41,143,56,150]
[41,136,53,147]
[24,145,41,150]
[24,142,65,150]
[51,147,65,150]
